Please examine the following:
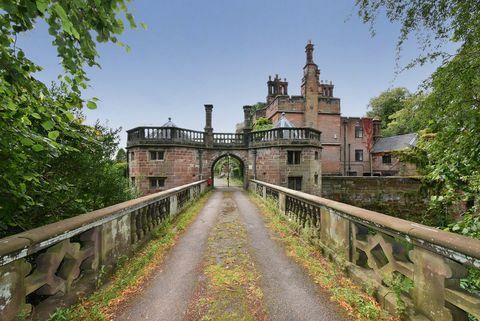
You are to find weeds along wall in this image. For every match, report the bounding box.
[250,179,480,321]
[0,180,209,321]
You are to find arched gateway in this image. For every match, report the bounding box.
[127,105,323,195]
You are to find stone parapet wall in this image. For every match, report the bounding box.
[251,179,480,320]
[321,176,429,222]
[0,181,208,321]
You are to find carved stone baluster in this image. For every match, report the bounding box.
[409,247,468,320]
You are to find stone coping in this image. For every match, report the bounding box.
[0,180,207,265]
[251,179,480,267]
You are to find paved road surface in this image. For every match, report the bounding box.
[114,188,343,321]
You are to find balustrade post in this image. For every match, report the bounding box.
[0,259,30,320]
[278,191,286,213]
[170,194,178,217]
[262,186,267,199]
[319,207,350,259]
[409,247,468,320]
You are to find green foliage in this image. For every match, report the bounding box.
[115,148,127,162]
[250,102,266,115]
[366,87,428,137]
[252,117,273,132]
[383,272,414,317]
[355,0,479,67]
[357,0,480,303]
[0,1,138,236]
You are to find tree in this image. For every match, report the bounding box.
[356,0,480,293]
[366,88,411,131]
[253,117,273,132]
[366,88,427,136]
[0,1,139,235]
[116,148,127,162]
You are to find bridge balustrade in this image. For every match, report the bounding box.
[251,179,480,320]
[127,126,321,148]
[213,132,245,147]
[127,126,205,147]
[249,127,321,147]
[0,180,208,320]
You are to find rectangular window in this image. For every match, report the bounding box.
[314,151,319,160]
[314,174,319,185]
[382,155,392,164]
[150,177,166,188]
[355,126,363,138]
[355,149,363,162]
[288,176,302,191]
[129,152,135,161]
[150,150,165,161]
[287,151,301,164]
[130,177,135,186]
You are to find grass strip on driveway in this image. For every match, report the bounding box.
[185,191,268,321]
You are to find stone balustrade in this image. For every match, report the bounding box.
[251,179,480,321]
[127,126,321,149]
[0,180,208,320]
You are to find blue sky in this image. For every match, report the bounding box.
[17,0,440,148]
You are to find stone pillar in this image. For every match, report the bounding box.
[252,149,257,179]
[198,149,203,179]
[279,192,286,213]
[170,195,178,217]
[243,105,252,146]
[409,248,468,320]
[204,104,213,147]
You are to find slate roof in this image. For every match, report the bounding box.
[274,112,295,128]
[161,117,177,127]
[372,133,417,153]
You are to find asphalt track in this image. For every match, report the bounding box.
[114,188,343,321]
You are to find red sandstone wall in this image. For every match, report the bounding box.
[128,147,200,194]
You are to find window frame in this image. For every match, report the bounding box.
[149,150,165,161]
[382,154,392,164]
[288,176,302,191]
[287,150,301,165]
[149,177,166,188]
[355,149,364,162]
[355,126,363,138]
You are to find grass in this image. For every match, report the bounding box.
[249,192,396,321]
[185,191,267,321]
[48,191,212,321]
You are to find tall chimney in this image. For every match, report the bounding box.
[204,104,213,147]
[204,104,213,130]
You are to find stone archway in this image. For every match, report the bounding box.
[207,150,249,189]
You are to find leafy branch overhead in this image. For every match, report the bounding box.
[0,1,140,235]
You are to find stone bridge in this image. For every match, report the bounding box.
[0,181,479,320]
[127,105,323,195]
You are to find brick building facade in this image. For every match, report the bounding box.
[254,41,385,176]
[127,105,322,196]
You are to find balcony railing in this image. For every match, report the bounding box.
[127,126,321,148]
[127,126,205,147]
[213,132,245,147]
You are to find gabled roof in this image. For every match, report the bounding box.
[274,112,295,128]
[161,117,177,127]
[372,133,417,153]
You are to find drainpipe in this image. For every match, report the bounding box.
[343,119,347,176]
[348,143,351,175]
[253,149,257,180]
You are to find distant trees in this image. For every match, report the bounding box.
[366,88,426,137]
